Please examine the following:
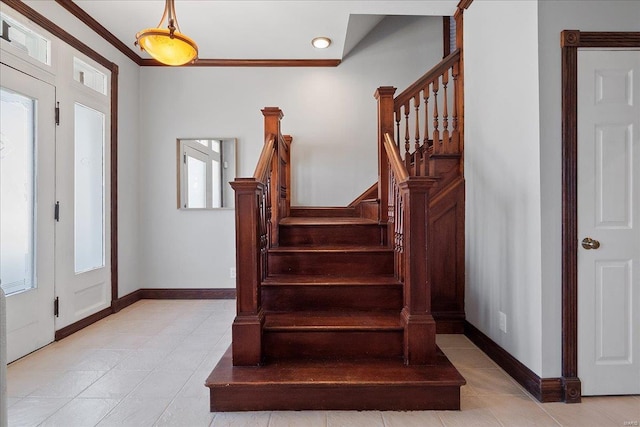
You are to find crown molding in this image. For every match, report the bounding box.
[52,0,341,68]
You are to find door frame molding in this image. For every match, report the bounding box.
[560,30,640,403]
[1,0,120,321]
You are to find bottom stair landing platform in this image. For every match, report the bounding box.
[205,347,466,411]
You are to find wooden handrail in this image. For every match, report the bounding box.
[394,49,460,109]
[384,133,409,182]
[253,134,276,183]
[231,108,290,366]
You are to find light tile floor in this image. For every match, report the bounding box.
[6,300,640,426]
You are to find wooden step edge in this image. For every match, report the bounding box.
[279,221,381,228]
[262,275,401,286]
[269,246,393,254]
[264,325,404,332]
[206,346,467,388]
[264,312,402,330]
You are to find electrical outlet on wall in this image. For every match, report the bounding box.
[230,268,236,279]
[499,311,507,333]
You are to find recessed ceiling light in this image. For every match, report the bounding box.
[311,37,331,49]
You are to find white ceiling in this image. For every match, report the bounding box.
[72,1,458,60]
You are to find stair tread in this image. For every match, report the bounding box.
[208,346,465,386]
[269,246,392,253]
[280,217,378,226]
[263,274,400,286]
[264,311,402,331]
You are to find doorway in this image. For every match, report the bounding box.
[577,49,640,395]
[561,30,640,402]
[1,52,113,362]
[1,64,56,362]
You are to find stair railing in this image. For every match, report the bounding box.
[376,49,463,365]
[230,107,292,366]
[395,49,462,175]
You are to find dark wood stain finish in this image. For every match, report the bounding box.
[141,58,342,67]
[45,0,345,68]
[560,30,640,404]
[207,347,464,411]
[54,307,113,341]
[58,288,237,339]
[465,321,563,402]
[54,0,142,64]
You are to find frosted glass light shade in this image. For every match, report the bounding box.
[136,28,198,66]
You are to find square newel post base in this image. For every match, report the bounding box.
[401,308,437,365]
[232,311,265,366]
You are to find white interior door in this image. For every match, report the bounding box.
[578,49,640,395]
[54,69,111,330]
[0,63,56,362]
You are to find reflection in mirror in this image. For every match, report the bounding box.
[178,138,236,209]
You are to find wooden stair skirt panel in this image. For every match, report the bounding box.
[207,347,466,411]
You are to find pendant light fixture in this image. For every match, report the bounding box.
[135,0,198,66]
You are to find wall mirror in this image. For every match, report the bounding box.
[177,138,237,209]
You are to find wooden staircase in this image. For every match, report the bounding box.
[206,48,467,410]
[207,209,465,410]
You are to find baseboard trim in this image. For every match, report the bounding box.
[54,307,113,341]
[140,288,236,300]
[112,289,143,312]
[464,321,563,402]
[56,288,237,341]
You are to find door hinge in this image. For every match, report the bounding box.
[54,297,59,317]
[55,102,60,126]
[0,21,11,43]
[54,201,60,222]
[183,153,187,164]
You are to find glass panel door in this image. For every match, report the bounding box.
[74,102,105,273]
[0,63,56,363]
[0,88,36,295]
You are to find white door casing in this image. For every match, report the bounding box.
[577,49,640,395]
[0,63,56,362]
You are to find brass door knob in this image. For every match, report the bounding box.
[581,237,600,250]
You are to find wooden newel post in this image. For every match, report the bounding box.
[230,178,265,366]
[400,177,438,365]
[375,87,397,226]
[262,107,284,247]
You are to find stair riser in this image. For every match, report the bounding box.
[262,286,402,311]
[210,384,461,411]
[289,207,357,217]
[263,331,403,360]
[268,252,393,276]
[279,225,383,246]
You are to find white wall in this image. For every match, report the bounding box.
[464,0,544,375]
[139,15,443,289]
[537,0,640,377]
[465,0,640,379]
[22,1,141,298]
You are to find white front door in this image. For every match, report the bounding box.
[0,64,56,362]
[578,49,640,395]
[54,62,111,330]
